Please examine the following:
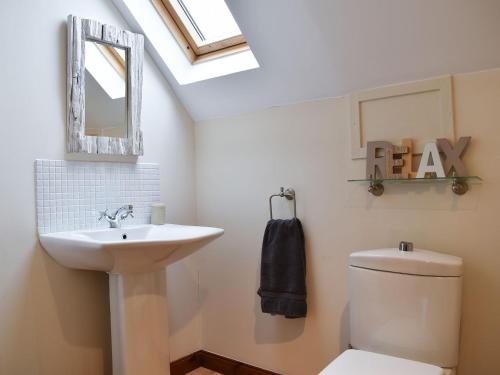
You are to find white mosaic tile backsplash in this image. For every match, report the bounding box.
[35,159,160,234]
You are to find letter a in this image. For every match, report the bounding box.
[416,143,445,178]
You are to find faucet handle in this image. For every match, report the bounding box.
[118,205,134,220]
[98,209,108,221]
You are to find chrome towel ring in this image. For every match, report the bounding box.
[269,187,296,220]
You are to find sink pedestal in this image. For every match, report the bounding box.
[109,269,171,375]
[39,223,224,375]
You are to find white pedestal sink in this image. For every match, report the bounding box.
[39,224,223,375]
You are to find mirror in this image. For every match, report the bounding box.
[85,41,128,138]
[67,15,144,155]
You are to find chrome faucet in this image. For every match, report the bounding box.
[98,205,134,228]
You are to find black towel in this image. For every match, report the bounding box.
[257,218,307,318]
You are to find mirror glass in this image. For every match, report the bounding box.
[84,40,128,138]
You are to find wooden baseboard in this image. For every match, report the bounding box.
[170,351,201,374]
[171,350,281,375]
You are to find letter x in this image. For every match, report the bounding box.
[436,137,471,176]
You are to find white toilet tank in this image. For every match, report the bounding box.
[349,247,463,369]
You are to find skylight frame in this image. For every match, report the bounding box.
[151,0,249,63]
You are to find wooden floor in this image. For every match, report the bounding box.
[186,367,222,375]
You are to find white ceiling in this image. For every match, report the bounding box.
[162,0,500,122]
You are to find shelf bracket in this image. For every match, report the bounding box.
[451,178,468,195]
[368,181,384,196]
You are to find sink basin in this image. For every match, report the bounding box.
[39,222,223,375]
[40,224,224,274]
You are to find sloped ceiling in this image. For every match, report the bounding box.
[164,0,500,122]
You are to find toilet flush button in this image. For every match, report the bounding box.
[399,241,414,252]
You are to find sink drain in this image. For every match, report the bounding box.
[122,234,127,240]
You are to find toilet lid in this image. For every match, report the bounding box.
[319,350,444,375]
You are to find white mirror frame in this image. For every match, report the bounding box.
[67,15,144,156]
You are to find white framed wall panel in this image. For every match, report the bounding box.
[350,76,454,159]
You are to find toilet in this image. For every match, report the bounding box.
[320,246,463,375]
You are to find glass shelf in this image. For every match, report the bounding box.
[347,176,482,196]
[348,176,482,183]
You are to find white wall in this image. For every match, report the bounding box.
[0,1,199,374]
[173,0,500,121]
[195,68,500,375]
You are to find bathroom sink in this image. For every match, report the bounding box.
[40,222,223,375]
[40,224,224,274]
[40,223,223,374]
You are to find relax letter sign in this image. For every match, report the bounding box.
[366,137,471,179]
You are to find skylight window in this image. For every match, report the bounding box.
[174,0,242,44]
[114,0,259,84]
[152,0,248,61]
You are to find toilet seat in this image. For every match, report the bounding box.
[319,349,444,375]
